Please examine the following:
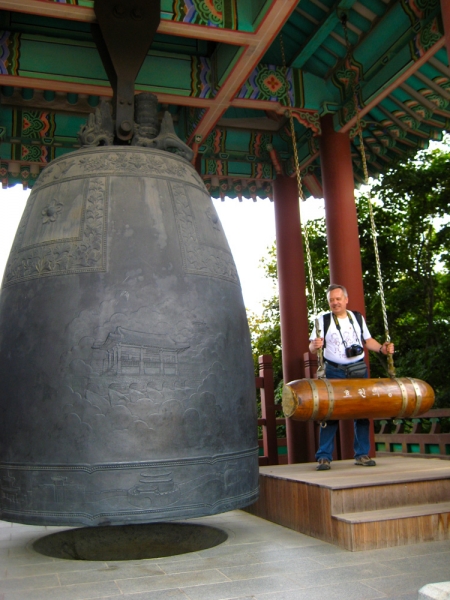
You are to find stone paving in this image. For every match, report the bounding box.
[1,510,449,600]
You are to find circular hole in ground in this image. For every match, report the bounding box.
[32,522,228,561]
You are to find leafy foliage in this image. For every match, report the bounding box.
[247,219,329,389]
[357,143,450,406]
[248,139,450,407]
[303,217,329,315]
[247,245,282,386]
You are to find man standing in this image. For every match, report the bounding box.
[309,284,395,471]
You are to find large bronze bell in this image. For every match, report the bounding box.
[0,99,259,526]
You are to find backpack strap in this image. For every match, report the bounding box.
[352,310,365,345]
[322,313,331,348]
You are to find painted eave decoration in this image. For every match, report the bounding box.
[0,0,448,198]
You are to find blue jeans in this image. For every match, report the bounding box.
[315,362,370,462]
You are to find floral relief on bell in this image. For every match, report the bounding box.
[41,199,63,224]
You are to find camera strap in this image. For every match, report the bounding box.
[322,310,364,348]
[332,312,363,349]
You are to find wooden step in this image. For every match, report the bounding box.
[248,458,450,551]
[333,501,450,524]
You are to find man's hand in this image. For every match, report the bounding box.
[381,342,394,355]
[366,338,395,355]
[309,338,324,354]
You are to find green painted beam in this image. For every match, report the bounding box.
[291,0,359,69]
[333,3,445,129]
[236,0,271,32]
[213,45,244,89]
[360,5,442,99]
[6,31,197,96]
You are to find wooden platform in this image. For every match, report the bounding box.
[245,456,450,552]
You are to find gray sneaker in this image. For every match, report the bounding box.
[355,455,376,467]
[316,458,331,471]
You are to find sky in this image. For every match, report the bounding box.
[213,196,324,312]
[0,185,324,314]
[0,187,28,283]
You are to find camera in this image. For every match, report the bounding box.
[345,344,364,358]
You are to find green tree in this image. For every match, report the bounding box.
[247,219,329,390]
[357,142,450,406]
[248,140,450,407]
[247,245,282,387]
[302,216,329,315]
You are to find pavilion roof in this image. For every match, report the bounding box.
[0,0,448,199]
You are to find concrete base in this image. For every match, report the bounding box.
[2,512,450,600]
[419,582,450,600]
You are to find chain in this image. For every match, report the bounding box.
[341,14,395,377]
[279,34,325,378]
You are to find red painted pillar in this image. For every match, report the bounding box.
[259,355,278,465]
[442,0,450,61]
[319,114,375,459]
[273,175,315,463]
[319,114,366,310]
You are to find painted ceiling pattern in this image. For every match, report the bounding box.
[0,0,449,199]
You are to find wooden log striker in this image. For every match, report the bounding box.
[282,378,435,421]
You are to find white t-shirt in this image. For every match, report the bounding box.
[310,311,371,365]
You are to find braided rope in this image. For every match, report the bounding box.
[342,15,395,377]
[280,34,325,377]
